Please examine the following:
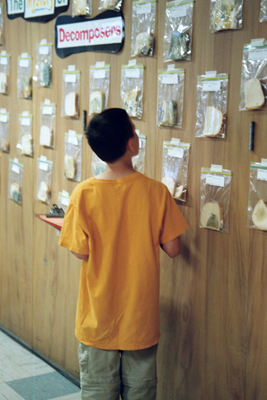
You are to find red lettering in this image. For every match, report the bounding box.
[100,27,105,38]
[110,26,116,36]
[71,31,75,41]
[76,31,80,40]
[95,28,100,38]
[116,25,121,36]
[89,29,94,43]
[105,26,110,37]
[66,32,70,41]
[59,28,65,42]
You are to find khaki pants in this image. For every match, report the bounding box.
[78,342,158,400]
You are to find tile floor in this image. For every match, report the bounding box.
[0,330,81,400]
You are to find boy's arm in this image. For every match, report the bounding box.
[71,251,89,262]
[160,236,180,258]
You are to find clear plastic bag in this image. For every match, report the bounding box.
[58,190,71,213]
[17,54,32,100]
[132,132,146,174]
[0,109,10,152]
[73,0,91,16]
[64,131,82,182]
[161,139,190,202]
[61,67,80,118]
[259,0,267,22]
[0,4,3,46]
[36,157,53,204]
[98,0,123,11]
[200,166,232,233]
[195,72,228,138]
[210,0,243,33]
[0,52,10,95]
[239,40,267,111]
[17,113,33,157]
[40,100,56,148]
[91,152,107,177]
[8,159,23,205]
[163,0,194,62]
[157,67,185,129]
[131,0,156,57]
[89,63,110,115]
[121,63,144,119]
[248,162,267,231]
[33,41,52,88]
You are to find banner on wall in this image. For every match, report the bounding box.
[55,10,125,58]
[6,0,69,22]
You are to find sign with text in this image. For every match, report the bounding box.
[6,0,68,22]
[55,10,125,58]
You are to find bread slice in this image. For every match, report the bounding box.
[64,155,76,180]
[174,185,184,200]
[65,92,79,117]
[124,89,141,118]
[200,201,224,231]
[252,199,267,230]
[40,126,53,147]
[134,32,154,56]
[244,78,265,110]
[0,72,8,94]
[203,106,225,137]
[162,176,176,196]
[21,134,33,156]
[37,181,50,203]
[10,182,21,203]
[158,100,178,127]
[89,91,105,114]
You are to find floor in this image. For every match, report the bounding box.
[0,330,81,400]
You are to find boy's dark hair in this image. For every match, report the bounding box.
[85,108,134,163]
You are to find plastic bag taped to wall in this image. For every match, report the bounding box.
[0,109,10,152]
[121,63,144,119]
[8,159,23,205]
[248,162,267,231]
[161,140,190,202]
[239,40,267,111]
[200,166,232,233]
[89,63,110,115]
[131,0,156,57]
[210,0,243,33]
[163,0,194,62]
[36,157,53,205]
[195,72,228,138]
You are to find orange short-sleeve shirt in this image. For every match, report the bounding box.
[59,172,189,350]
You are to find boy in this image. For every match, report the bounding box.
[59,108,189,400]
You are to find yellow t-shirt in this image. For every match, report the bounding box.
[59,172,189,350]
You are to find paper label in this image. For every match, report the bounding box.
[61,196,70,206]
[257,169,267,181]
[68,131,78,145]
[203,80,221,91]
[125,69,140,78]
[249,48,267,60]
[65,73,77,83]
[0,114,8,123]
[206,174,225,187]
[21,118,31,126]
[42,106,53,115]
[168,147,184,158]
[162,74,178,85]
[0,57,8,65]
[12,163,20,174]
[136,3,151,14]
[19,59,30,68]
[94,69,106,79]
[170,5,187,18]
[39,162,48,171]
[39,46,49,55]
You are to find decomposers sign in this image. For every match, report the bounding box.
[55,10,125,58]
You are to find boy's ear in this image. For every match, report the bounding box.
[126,137,135,152]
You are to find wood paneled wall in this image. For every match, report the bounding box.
[1,0,267,399]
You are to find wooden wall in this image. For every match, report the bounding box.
[1,0,267,399]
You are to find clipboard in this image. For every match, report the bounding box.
[36,214,64,230]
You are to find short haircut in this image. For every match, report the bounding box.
[85,108,134,163]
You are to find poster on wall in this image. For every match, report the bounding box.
[55,10,125,58]
[6,0,69,22]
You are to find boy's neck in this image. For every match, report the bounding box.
[95,155,136,180]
